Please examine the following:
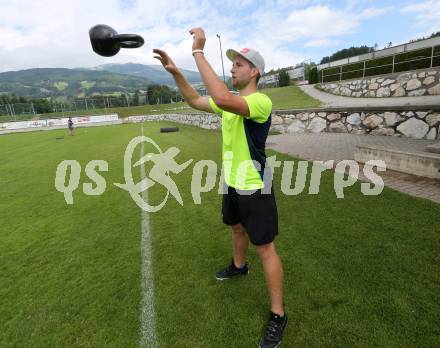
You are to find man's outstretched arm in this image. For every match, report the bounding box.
[189,28,250,117]
[153,48,212,113]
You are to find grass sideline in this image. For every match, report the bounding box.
[1,122,438,347]
[0,85,320,122]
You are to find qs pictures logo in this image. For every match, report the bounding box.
[55,136,387,213]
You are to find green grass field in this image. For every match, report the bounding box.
[263,85,321,110]
[1,122,439,347]
[0,85,320,122]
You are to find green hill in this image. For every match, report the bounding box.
[94,63,202,86]
[0,63,207,99]
[0,68,154,99]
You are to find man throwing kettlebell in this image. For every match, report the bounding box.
[153,27,287,348]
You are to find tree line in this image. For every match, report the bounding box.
[0,84,184,114]
[0,95,59,114]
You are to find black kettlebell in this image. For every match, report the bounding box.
[89,24,145,57]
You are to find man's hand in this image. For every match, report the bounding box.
[152,47,213,113]
[189,27,206,52]
[153,48,179,75]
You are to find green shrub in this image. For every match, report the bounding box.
[432,45,440,67]
[279,70,291,87]
[322,67,341,82]
[365,56,393,76]
[394,47,432,72]
[308,67,319,84]
[341,62,364,80]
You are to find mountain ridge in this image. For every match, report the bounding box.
[0,63,203,99]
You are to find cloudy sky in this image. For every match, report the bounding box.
[0,0,439,74]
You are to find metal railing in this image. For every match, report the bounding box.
[318,36,440,71]
[320,51,440,83]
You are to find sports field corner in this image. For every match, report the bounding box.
[1,121,440,347]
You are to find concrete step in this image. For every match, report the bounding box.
[426,142,440,154]
[354,145,440,179]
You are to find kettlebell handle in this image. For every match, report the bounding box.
[89,24,145,56]
[113,34,144,48]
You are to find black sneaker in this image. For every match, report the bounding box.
[215,259,249,280]
[259,312,288,348]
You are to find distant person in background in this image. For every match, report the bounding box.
[68,117,74,136]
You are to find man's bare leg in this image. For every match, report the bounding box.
[231,223,249,268]
[255,242,284,316]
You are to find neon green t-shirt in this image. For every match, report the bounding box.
[208,92,272,190]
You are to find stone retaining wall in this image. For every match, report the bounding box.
[317,68,440,97]
[126,106,440,140]
[271,108,440,140]
[125,113,221,129]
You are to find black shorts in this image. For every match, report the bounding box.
[222,186,278,246]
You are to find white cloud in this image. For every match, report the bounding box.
[305,38,340,47]
[0,0,392,75]
[359,7,393,19]
[401,0,436,12]
[283,6,359,38]
[246,4,391,44]
[401,0,440,34]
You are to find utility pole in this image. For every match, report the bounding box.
[216,34,226,83]
[11,104,16,121]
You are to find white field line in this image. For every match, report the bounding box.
[139,124,158,347]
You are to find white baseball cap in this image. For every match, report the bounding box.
[226,48,265,75]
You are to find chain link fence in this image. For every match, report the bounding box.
[0,94,180,123]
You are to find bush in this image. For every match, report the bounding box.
[433,46,440,67]
[365,56,393,76]
[322,67,340,82]
[341,62,364,80]
[308,67,319,84]
[278,70,290,87]
[394,47,432,72]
